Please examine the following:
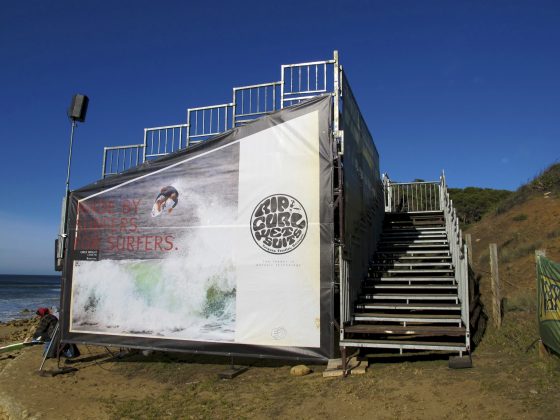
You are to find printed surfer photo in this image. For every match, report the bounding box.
[152,185,179,217]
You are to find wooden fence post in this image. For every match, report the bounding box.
[465,233,474,306]
[465,233,473,266]
[535,249,548,358]
[489,243,501,328]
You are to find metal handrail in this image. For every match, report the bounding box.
[102,144,144,178]
[233,81,281,125]
[382,175,441,213]
[186,103,234,146]
[281,60,334,108]
[439,172,470,352]
[144,124,189,161]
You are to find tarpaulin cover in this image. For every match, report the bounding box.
[60,96,335,361]
[537,255,560,354]
[341,73,383,301]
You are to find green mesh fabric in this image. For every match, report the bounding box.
[537,255,560,354]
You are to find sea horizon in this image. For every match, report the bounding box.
[0,274,61,323]
[0,273,60,277]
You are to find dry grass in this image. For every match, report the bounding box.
[495,162,560,214]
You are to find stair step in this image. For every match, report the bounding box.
[382,232,446,237]
[372,261,452,267]
[361,293,459,301]
[372,262,453,268]
[364,285,457,291]
[377,250,450,255]
[383,269,454,274]
[385,226,445,230]
[356,302,461,311]
[373,276,455,282]
[380,239,448,244]
[376,256,452,261]
[370,276,455,284]
[384,227,445,231]
[353,313,462,324]
[386,210,443,221]
[379,239,449,244]
[387,221,444,227]
[378,244,449,249]
[385,231,446,236]
[344,324,466,336]
[339,338,467,352]
[385,236,447,242]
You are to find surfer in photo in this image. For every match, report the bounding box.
[152,185,179,217]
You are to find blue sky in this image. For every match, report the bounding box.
[1,0,559,274]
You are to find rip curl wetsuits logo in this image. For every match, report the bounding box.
[250,194,308,254]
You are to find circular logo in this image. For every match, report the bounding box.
[250,194,308,254]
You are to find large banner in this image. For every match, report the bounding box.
[537,255,560,354]
[61,96,334,360]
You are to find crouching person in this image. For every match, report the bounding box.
[33,307,58,357]
[33,307,80,359]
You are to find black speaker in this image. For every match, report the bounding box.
[67,94,89,122]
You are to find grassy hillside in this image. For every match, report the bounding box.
[495,162,560,214]
[465,162,560,316]
[457,162,560,407]
[449,163,560,227]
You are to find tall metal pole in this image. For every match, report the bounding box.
[57,94,88,271]
[65,120,77,207]
[56,119,77,269]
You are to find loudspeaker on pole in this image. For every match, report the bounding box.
[67,94,89,122]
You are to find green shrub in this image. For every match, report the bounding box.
[448,187,513,226]
[496,163,560,214]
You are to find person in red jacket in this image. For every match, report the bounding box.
[31,307,80,358]
[32,307,58,342]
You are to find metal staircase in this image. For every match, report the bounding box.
[340,175,471,367]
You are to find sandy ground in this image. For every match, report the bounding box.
[1,313,559,420]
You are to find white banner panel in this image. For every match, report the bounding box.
[236,111,321,347]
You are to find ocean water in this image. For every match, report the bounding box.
[0,275,61,322]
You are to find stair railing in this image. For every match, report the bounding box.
[102,144,145,178]
[439,172,470,352]
[382,173,392,212]
[101,52,339,178]
[145,124,190,160]
[382,174,441,213]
